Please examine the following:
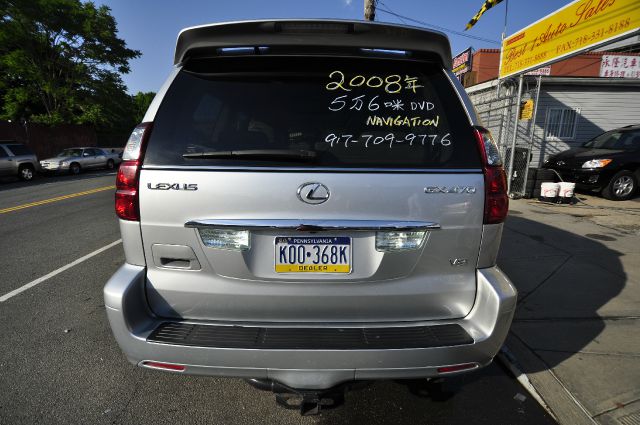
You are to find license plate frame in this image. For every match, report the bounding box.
[274,236,352,274]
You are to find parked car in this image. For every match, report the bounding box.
[40,147,120,174]
[0,141,39,181]
[543,124,640,201]
[100,147,124,162]
[104,20,516,413]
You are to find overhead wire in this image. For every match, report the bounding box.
[376,1,501,45]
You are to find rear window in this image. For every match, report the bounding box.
[6,144,33,156]
[145,57,480,169]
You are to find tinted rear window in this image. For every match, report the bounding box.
[145,57,479,169]
[6,144,32,156]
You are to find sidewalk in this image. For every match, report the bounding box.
[498,197,640,425]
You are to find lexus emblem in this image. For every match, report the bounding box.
[556,161,566,166]
[297,182,330,205]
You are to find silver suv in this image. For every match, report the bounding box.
[0,142,38,181]
[104,20,516,413]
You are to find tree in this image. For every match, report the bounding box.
[132,91,155,124]
[0,0,140,126]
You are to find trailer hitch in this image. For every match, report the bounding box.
[246,379,362,415]
[275,391,345,415]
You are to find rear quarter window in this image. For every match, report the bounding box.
[144,57,479,169]
[6,144,33,156]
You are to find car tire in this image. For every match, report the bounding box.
[106,159,115,170]
[70,162,81,175]
[533,188,541,199]
[18,165,35,181]
[536,168,557,181]
[602,170,637,201]
[526,168,538,182]
[523,179,537,198]
[525,179,536,190]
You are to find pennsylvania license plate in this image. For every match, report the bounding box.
[274,237,351,273]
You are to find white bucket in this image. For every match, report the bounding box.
[541,182,560,198]
[559,182,575,198]
[558,182,576,204]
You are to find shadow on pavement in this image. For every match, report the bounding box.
[498,212,626,374]
[310,363,554,424]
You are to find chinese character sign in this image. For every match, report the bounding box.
[600,55,640,78]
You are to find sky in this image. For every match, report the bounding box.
[100,0,572,94]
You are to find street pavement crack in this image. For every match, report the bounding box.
[516,254,573,305]
[592,396,640,418]
[504,223,574,256]
[113,371,144,425]
[533,349,640,358]
[514,316,640,322]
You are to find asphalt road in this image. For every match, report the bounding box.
[0,172,556,425]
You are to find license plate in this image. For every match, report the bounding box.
[275,237,351,273]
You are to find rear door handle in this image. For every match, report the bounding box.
[159,258,193,269]
[151,244,201,270]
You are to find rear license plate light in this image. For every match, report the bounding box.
[197,228,250,251]
[375,231,426,252]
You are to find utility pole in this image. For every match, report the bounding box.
[364,0,375,21]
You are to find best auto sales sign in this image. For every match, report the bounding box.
[499,0,640,78]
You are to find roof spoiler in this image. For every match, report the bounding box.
[174,19,452,68]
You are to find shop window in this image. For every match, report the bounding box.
[545,108,580,141]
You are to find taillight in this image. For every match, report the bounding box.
[115,160,140,220]
[474,126,509,224]
[483,167,509,224]
[115,123,152,221]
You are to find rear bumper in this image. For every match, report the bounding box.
[40,164,70,173]
[104,265,517,389]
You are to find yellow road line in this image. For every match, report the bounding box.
[0,185,116,214]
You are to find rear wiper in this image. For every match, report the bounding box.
[182,149,317,161]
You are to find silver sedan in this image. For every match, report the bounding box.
[39,147,119,174]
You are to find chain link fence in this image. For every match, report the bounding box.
[468,77,542,198]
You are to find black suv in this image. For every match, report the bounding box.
[543,125,640,201]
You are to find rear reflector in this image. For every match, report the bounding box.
[437,363,478,374]
[474,126,509,224]
[115,123,152,221]
[141,361,186,372]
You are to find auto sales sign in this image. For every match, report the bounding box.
[499,0,640,78]
[452,47,473,78]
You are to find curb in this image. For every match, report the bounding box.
[497,335,598,425]
[497,346,557,420]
